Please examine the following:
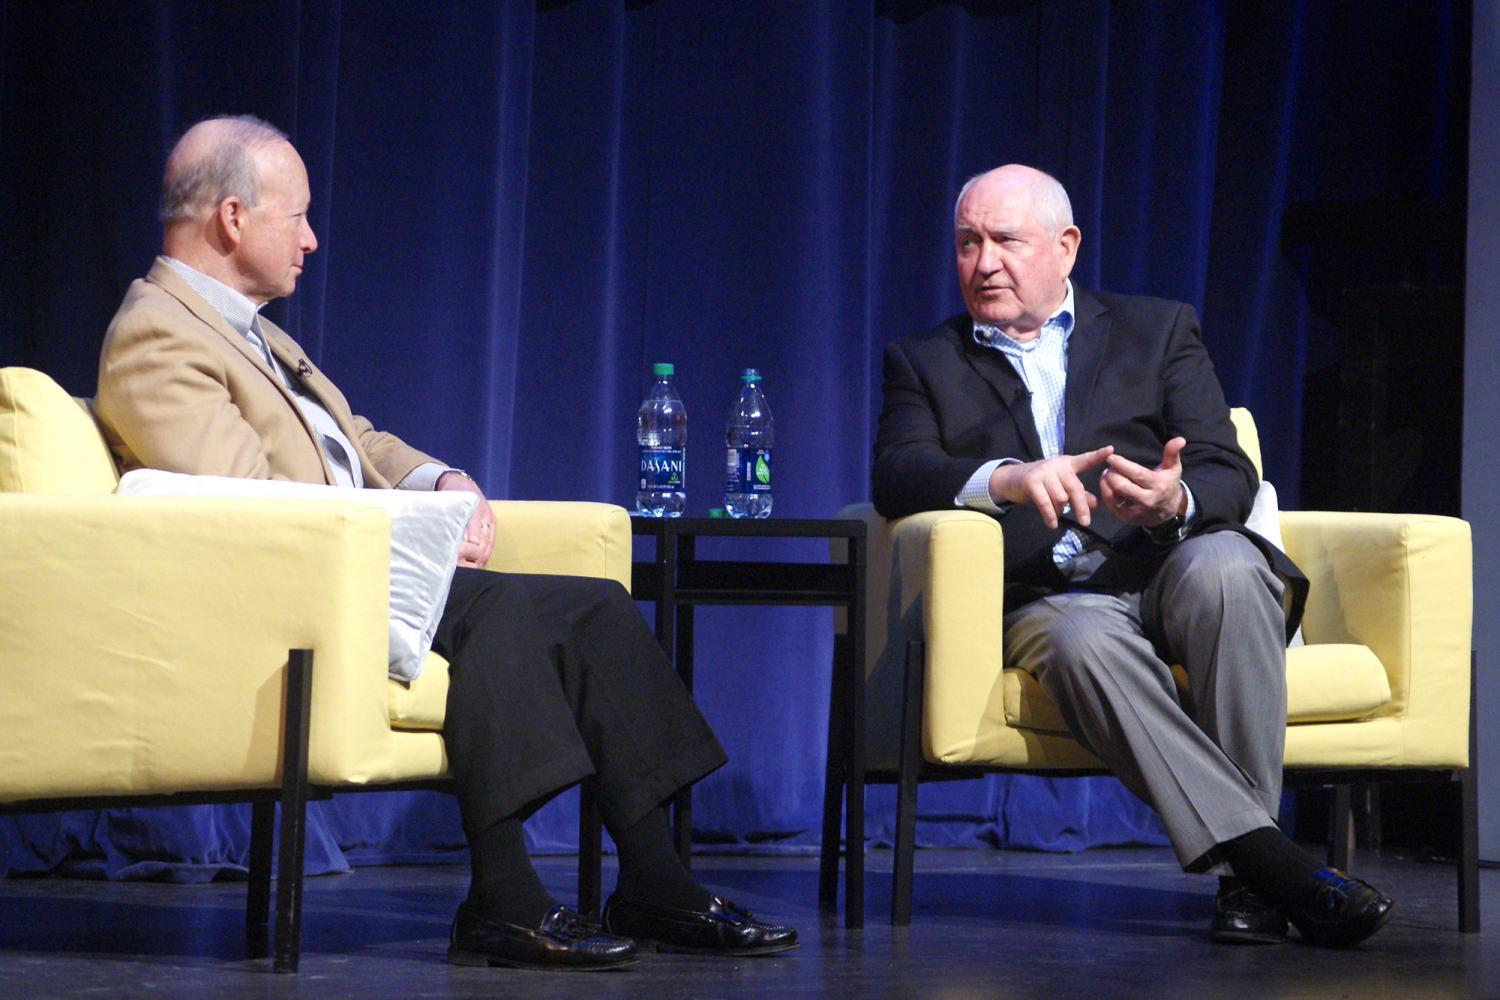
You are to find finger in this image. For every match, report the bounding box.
[1100,472,1130,519]
[1159,437,1186,472]
[1104,465,1148,504]
[1026,478,1062,529]
[1104,452,1151,485]
[1069,444,1114,473]
[1064,476,1094,526]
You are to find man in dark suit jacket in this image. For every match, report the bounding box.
[872,164,1392,947]
[95,115,796,971]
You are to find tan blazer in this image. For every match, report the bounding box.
[96,257,439,487]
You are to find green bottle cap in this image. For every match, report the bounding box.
[653,363,674,377]
[708,508,726,518]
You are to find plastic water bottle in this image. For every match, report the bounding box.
[636,363,687,516]
[724,368,773,518]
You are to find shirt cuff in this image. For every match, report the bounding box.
[955,459,1015,513]
[395,462,451,491]
[1182,480,1197,524]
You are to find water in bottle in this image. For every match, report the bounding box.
[636,363,687,516]
[724,368,773,518]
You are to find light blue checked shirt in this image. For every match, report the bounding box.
[955,281,1193,568]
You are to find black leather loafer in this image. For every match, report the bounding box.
[601,891,799,956]
[448,902,638,970]
[1211,881,1288,944]
[1287,868,1395,948]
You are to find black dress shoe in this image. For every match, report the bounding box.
[601,891,799,956]
[448,902,638,970]
[1211,882,1288,944]
[1286,868,1395,948]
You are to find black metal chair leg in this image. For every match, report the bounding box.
[578,779,603,920]
[843,621,866,930]
[892,639,925,927]
[1460,650,1481,932]
[819,633,851,911]
[245,798,275,958]
[1328,783,1351,871]
[273,649,314,974]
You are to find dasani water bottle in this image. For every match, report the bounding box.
[724,368,773,518]
[636,363,687,516]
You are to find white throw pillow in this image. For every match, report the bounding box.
[1244,480,1304,647]
[116,469,477,680]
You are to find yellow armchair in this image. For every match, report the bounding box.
[0,367,632,970]
[825,408,1476,929]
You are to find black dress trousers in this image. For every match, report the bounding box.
[432,568,727,839]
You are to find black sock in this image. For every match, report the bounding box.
[1218,826,1327,912]
[608,805,714,911]
[465,816,558,927]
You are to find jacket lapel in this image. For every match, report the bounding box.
[1063,287,1109,455]
[957,317,1045,460]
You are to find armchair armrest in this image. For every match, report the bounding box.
[841,503,1007,765]
[0,493,398,798]
[1279,510,1472,766]
[482,501,632,591]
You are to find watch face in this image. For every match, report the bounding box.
[1147,515,1186,544]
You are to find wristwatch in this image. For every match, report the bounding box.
[1144,511,1187,545]
[1144,488,1190,545]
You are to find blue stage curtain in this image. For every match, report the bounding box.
[0,0,1467,880]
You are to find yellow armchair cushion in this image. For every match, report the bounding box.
[1283,643,1392,723]
[389,653,450,731]
[0,367,119,494]
[1003,642,1393,735]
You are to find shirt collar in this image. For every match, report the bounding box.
[973,279,1075,350]
[162,256,266,341]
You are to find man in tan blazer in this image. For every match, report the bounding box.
[94,115,797,971]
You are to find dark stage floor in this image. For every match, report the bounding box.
[1,847,1495,999]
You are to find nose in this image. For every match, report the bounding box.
[301,217,318,254]
[976,237,1003,275]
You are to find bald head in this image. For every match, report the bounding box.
[954,165,1074,238]
[159,115,289,223]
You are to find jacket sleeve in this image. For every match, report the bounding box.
[1156,303,1258,527]
[871,337,989,519]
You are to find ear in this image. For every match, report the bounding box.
[215,196,247,249]
[1056,225,1081,278]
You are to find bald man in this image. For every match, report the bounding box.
[873,165,1394,948]
[95,115,797,970]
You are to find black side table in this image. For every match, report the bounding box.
[625,516,867,929]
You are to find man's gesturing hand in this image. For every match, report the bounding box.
[1100,437,1187,527]
[438,470,496,568]
[987,446,1115,529]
